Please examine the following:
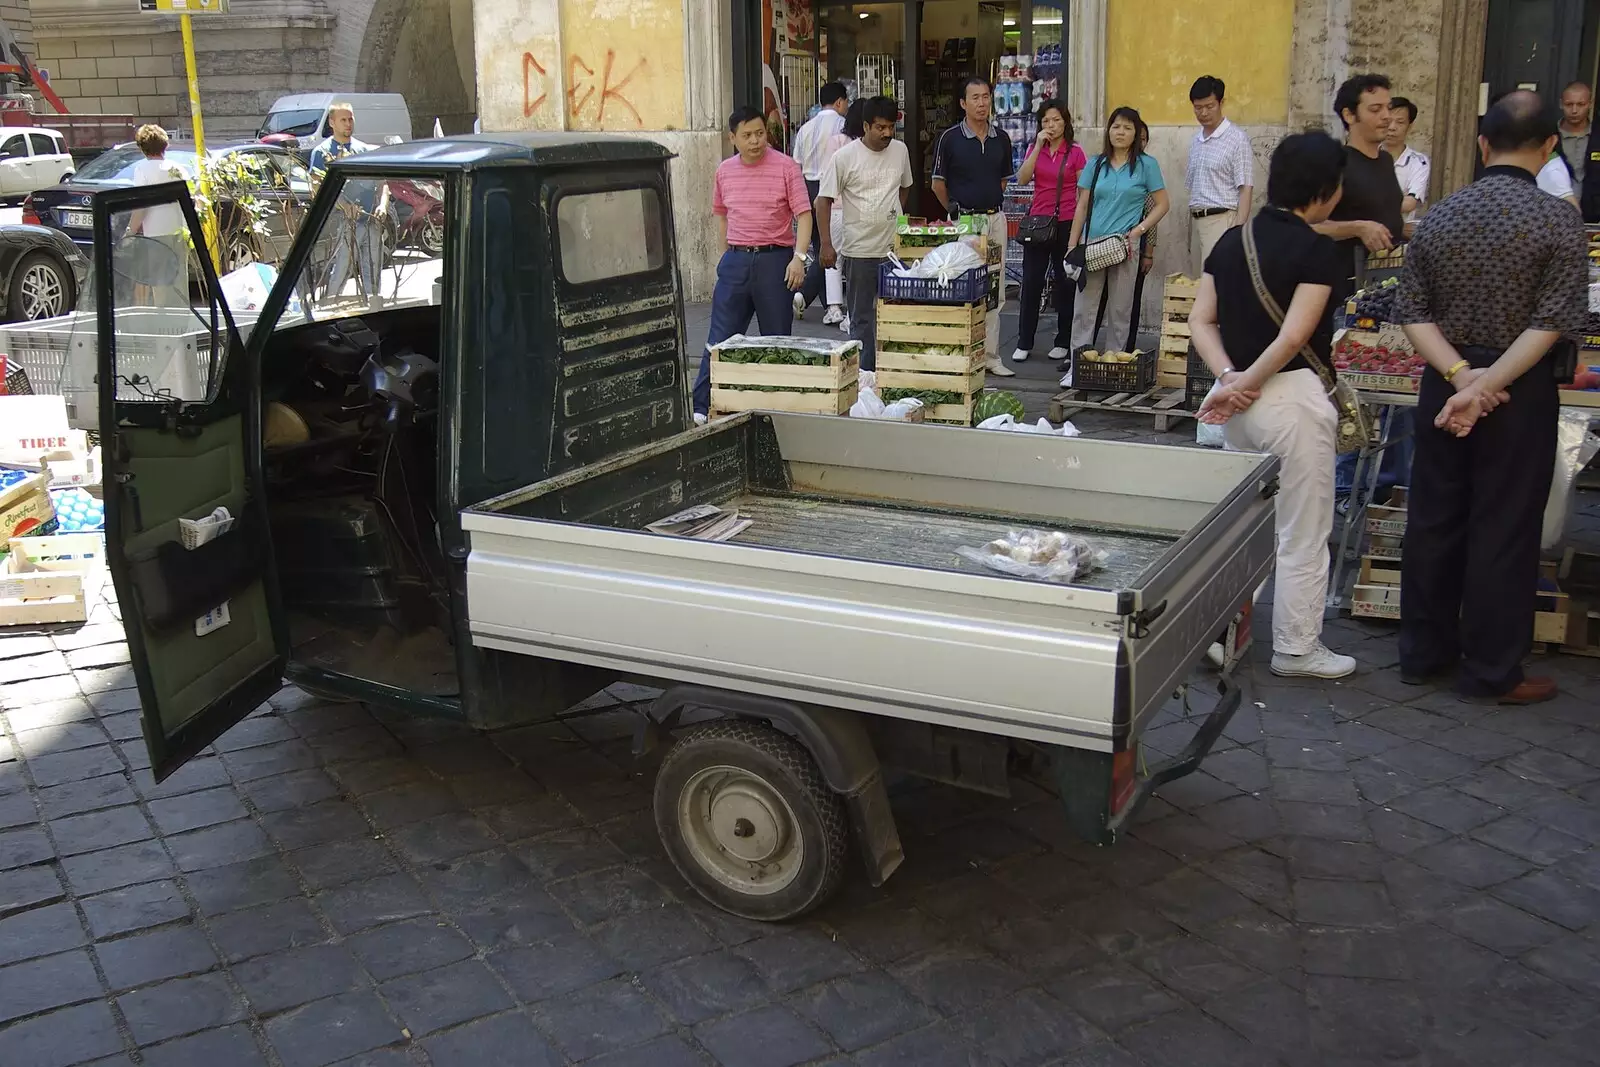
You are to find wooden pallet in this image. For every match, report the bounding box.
[1047,386,1196,431]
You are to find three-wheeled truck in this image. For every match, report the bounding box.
[87,133,1277,921]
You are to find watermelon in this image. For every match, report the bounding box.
[973,390,1026,423]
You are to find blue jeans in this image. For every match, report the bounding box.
[1335,407,1415,497]
[694,247,796,415]
[800,179,827,309]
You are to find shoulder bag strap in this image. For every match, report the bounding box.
[1240,217,1336,394]
[1080,156,1106,239]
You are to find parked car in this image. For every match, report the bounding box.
[24,141,312,271]
[0,127,75,201]
[0,223,87,320]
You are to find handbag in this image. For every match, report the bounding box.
[1016,144,1067,245]
[1063,157,1129,287]
[1240,217,1375,453]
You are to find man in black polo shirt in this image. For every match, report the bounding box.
[1394,91,1587,705]
[932,77,1015,376]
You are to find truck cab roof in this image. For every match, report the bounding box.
[324,132,674,171]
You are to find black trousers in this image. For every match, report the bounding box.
[1399,351,1559,697]
[1016,226,1074,350]
[800,179,826,309]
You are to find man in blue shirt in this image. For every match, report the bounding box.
[308,102,390,304]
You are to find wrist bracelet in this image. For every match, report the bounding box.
[1443,359,1469,383]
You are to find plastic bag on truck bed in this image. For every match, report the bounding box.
[893,242,985,283]
[712,334,862,366]
[956,528,1108,582]
[1542,410,1600,550]
[975,413,1082,437]
[849,370,924,421]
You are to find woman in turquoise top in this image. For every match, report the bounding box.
[1065,107,1170,364]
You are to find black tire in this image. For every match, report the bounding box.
[7,251,74,321]
[654,719,848,921]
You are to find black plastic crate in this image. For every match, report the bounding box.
[877,262,989,305]
[1185,344,1215,410]
[1071,347,1156,393]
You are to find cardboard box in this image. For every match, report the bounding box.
[0,471,56,559]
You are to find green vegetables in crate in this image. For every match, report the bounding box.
[714,334,860,367]
[882,388,962,406]
[888,342,970,356]
[972,390,1025,423]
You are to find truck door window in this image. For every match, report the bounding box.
[104,207,220,403]
[555,187,665,284]
[288,176,442,328]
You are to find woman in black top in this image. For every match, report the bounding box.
[1190,132,1356,682]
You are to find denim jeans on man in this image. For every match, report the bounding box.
[693,247,796,415]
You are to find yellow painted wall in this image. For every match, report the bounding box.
[1106,0,1293,126]
[475,0,686,132]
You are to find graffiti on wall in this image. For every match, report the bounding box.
[568,50,648,126]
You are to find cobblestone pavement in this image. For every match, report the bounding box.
[5,315,1600,1065]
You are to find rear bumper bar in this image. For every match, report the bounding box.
[1107,672,1242,838]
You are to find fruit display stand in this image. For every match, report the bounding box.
[708,337,861,418]
[1334,325,1423,394]
[1157,274,1197,389]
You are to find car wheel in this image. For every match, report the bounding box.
[8,252,74,321]
[225,235,260,273]
[654,719,849,921]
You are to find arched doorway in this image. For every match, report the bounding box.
[356,0,477,136]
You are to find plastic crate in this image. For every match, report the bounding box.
[1185,345,1215,410]
[877,263,988,305]
[1071,348,1156,393]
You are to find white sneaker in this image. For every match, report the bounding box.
[1271,643,1356,680]
[793,292,806,320]
[822,305,844,326]
[692,412,708,426]
[1011,347,1031,363]
[985,358,1016,377]
[1048,347,1070,361]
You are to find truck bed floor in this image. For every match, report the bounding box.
[726,493,1175,590]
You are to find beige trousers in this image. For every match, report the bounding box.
[984,211,1008,358]
[1222,369,1338,655]
[1190,210,1237,278]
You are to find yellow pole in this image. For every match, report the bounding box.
[179,13,219,268]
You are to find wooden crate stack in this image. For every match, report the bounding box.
[1158,274,1197,390]
[709,343,860,418]
[876,300,987,425]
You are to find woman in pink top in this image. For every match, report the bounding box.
[1011,100,1087,363]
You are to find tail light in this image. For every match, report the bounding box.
[1110,748,1139,815]
[21,195,38,226]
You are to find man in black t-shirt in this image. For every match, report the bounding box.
[1315,73,1405,289]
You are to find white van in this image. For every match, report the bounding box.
[257,93,413,147]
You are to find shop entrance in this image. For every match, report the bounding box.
[1481,0,1600,105]
[750,0,1067,217]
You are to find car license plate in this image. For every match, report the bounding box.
[61,210,92,229]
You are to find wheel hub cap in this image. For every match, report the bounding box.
[707,783,787,862]
[677,765,805,895]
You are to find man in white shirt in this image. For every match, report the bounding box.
[791,81,850,323]
[816,96,913,369]
[1385,96,1430,237]
[127,123,192,307]
[1184,75,1254,277]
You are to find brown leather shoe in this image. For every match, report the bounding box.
[1462,677,1559,706]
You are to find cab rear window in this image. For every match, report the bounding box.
[555,187,666,285]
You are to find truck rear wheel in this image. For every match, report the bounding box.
[654,720,848,921]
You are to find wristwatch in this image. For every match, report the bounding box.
[795,251,814,267]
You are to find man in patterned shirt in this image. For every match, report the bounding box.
[1184,75,1253,277]
[1392,90,1587,706]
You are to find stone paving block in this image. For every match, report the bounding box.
[0,675,82,712]
[511,827,629,883]
[948,986,1102,1065]
[0,826,55,869]
[166,819,273,873]
[889,946,1028,1016]
[264,991,405,1067]
[1454,767,1569,813]
[379,958,515,1037]
[289,838,399,892]
[792,971,936,1052]
[590,904,718,971]
[1522,794,1600,846]
[1365,806,1451,856]
[28,747,125,790]
[386,811,500,866]
[0,901,87,966]
[347,916,473,981]
[210,715,299,752]
[207,898,327,963]
[15,722,110,758]
[183,854,299,917]
[88,899,208,986]
[131,758,230,801]
[1292,878,1395,928]
[1269,767,1361,807]
[693,1004,832,1067]
[1491,867,1600,931]
[218,740,319,783]
[851,1023,1004,1067]
[73,666,135,697]
[584,1034,706,1067]
[358,782,460,830]
[1200,977,1311,1056]
[0,635,55,661]
[417,848,537,909]
[472,796,583,842]
[146,788,248,836]
[1412,838,1536,889]
[0,1000,125,1067]
[1139,867,1260,931]
[1271,836,1386,882]
[231,942,368,1015]
[1117,1008,1282,1067]
[0,864,67,916]
[1524,936,1600,994]
[259,800,371,851]
[0,949,104,1024]
[0,651,72,684]
[1471,815,1587,866]
[50,805,154,857]
[138,1023,269,1067]
[81,879,188,939]
[1274,800,1372,843]
[488,931,622,1002]
[1470,963,1600,1040]
[640,948,770,1024]
[545,865,673,926]
[316,873,431,935]
[98,714,144,742]
[238,768,343,814]
[1048,962,1184,1032]
[116,970,246,1046]
[1132,934,1260,998]
[61,839,175,895]
[452,894,575,953]
[420,1011,562,1067]
[736,928,866,995]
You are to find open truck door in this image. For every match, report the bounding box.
[91,182,289,780]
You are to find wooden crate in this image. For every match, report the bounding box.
[875,358,985,425]
[1368,532,1404,560]
[1351,583,1401,621]
[875,342,984,376]
[709,345,860,418]
[1156,353,1187,390]
[0,533,104,626]
[876,300,986,349]
[1364,488,1409,538]
[1359,555,1401,587]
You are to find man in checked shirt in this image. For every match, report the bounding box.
[1393,91,1587,706]
[1185,75,1254,277]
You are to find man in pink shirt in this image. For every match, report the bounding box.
[694,105,814,421]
